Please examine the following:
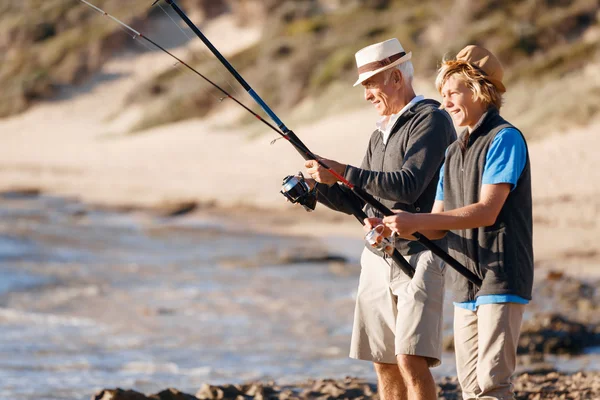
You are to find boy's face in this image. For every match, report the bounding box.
[441,74,486,129]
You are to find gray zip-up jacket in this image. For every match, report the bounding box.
[316,99,456,256]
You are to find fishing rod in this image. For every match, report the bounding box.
[157,0,483,287]
[76,0,416,278]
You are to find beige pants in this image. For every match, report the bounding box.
[454,303,525,400]
[349,248,445,367]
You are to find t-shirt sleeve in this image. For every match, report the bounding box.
[435,163,445,201]
[482,128,527,190]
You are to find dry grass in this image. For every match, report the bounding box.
[121,0,599,138]
[0,0,205,118]
[2,0,599,139]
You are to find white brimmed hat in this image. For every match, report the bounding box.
[353,38,412,87]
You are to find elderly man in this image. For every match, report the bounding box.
[302,39,456,400]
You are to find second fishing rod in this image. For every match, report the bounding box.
[78,0,414,278]
[159,0,483,287]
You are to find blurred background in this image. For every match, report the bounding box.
[0,1,600,399]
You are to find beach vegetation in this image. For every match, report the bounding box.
[1,0,599,138]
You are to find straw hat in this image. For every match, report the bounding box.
[353,38,412,87]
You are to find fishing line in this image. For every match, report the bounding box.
[77,0,420,280]
[155,1,242,99]
[78,0,344,211]
[78,1,367,249]
[78,0,267,120]
[119,5,227,104]
[160,0,487,286]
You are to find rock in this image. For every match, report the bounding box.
[162,201,199,217]
[195,383,245,399]
[149,388,198,399]
[92,388,149,400]
[243,383,277,398]
[219,245,348,268]
[519,313,600,355]
[305,379,345,397]
[195,384,217,399]
[0,188,42,199]
[534,276,600,318]
[577,298,594,313]
[545,270,564,281]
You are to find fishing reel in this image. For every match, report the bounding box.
[280,172,317,212]
[365,224,394,255]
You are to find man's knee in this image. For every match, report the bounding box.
[374,361,400,376]
[397,354,430,375]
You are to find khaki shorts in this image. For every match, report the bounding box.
[349,248,445,367]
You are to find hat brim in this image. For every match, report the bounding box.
[353,52,412,87]
[487,77,506,93]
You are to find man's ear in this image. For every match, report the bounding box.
[393,69,402,85]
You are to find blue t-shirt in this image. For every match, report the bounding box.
[435,127,527,200]
[454,295,529,311]
[434,128,529,310]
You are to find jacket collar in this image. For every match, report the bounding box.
[376,95,425,136]
[387,98,441,135]
[462,107,500,146]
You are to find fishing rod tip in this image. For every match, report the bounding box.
[151,0,161,6]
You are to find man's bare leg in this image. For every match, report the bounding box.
[397,355,437,400]
[374,362,407,400]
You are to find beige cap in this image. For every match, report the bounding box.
[456,45,506,93]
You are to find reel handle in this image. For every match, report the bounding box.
[364,224,394,255]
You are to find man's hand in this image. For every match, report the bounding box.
[305,158,347,186]
[383,210,419,239]
[363,217,383,232]
[363,217,393,237]
[303,176,316,190]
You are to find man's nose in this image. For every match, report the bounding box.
[364,88,373,101]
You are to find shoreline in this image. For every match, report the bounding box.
[93,370,600,399]
[3,186,600,280]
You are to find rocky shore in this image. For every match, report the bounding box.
[93,370,600,400]
[90,269,600,400]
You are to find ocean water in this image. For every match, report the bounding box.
[0,194,596,400]
[0,194,381,400]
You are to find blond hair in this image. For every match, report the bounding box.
[435,59,503,110]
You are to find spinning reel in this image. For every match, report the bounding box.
[365,224,394,255]
[280,172,317,212]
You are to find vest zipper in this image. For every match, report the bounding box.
[460,147,475,300]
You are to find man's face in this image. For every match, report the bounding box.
[362,70,401,116]
[441,74,486,128]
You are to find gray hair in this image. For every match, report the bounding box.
[383,61,414,85]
